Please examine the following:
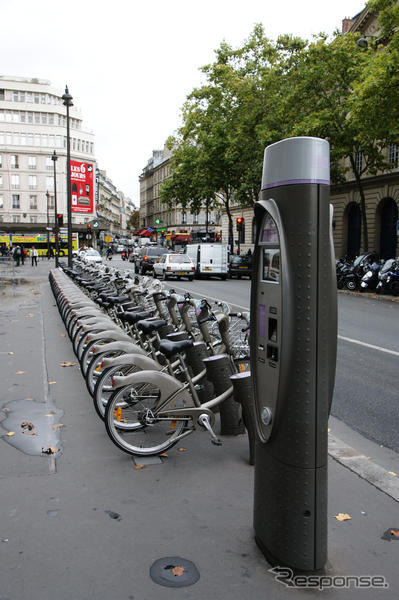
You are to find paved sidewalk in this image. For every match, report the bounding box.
[0,262,398,599]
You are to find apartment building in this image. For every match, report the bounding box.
[0,76,96,232]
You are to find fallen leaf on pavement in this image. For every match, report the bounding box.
[60,334,66,338]
[42,446,59,455]
[15,371,25,375]
[389,472,397,477]
[45,413,55,417]
[25,397,33,401]
[60,361,76,367]
[25,314,34,318]
[160,453,168,458]
[21,422,34,430]
[5,431,15,437]
[8,352,14,355]
[172,566,185,577]
[178,447,187,452]
[335,513,351,521]
[135,465,145,470]
[3,407,10,412]
[48,381,56,385]
[22,430,37,436]
[52,423,64,430]
[390,529,399,537]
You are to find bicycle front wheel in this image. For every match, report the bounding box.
[104,380,189,456]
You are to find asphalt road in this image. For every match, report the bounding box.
[113,256,399,452]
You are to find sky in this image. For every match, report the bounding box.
[1,0,366,205]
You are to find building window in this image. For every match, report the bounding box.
[48,114,54,125]
[0,196,3,208]
[12,195,20,209]
[28,156,37,169]
[388,143,398,167]
[13,91,19,102]
[354,148,363,174]
[41,113,47,124]
[11,155,19,169]
[12,215,20,223]
[35,113,40,124]
[46,176,54,191]
[0,175,2,187]
[48,195,54,209]
[46,157,53,170]
[20,92,25,103]
[20,112,26,122]
[0,155,2,168]
[29,175,37,190]
[27,92,33,103]
[29,195,37,209]
[193,213,199,224]
[30,216,37,223]
[0,89,4,100]
[11,175,20,189]
[181,211,187,224]
[27,112,33,123]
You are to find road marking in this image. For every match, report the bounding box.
[338,335,399,357]
[165,284,399,357]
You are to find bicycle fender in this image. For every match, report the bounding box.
[112,369,183,401]
[87,329,132,343]
[81,319,115,332]
[102,353,162,370]
[91,341,145,356]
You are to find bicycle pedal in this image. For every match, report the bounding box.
[211,438,222,446]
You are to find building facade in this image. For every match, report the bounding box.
[139,146,221,244]
[0,76,96,234]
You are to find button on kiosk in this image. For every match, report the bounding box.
[251,137,337,572]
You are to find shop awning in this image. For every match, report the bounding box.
[138,229,152,237]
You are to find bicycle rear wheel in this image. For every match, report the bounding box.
[104,380,189,456]
[93,363,138,420]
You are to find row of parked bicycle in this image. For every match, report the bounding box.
[49,257,255,462]
[336,252,399,296]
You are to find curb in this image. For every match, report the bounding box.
[328,434,399,502]
[337,289,399,303]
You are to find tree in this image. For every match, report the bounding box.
[280,31,385,251]
[127,210,140,231]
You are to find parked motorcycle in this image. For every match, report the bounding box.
[376,259,399,296]
[359,260,384,292]
[342,252,379,291]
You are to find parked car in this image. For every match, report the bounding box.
[83,249,102,264]
[153,253,195,280]
[228,254,252,279]
[134,246,165,275]
[116,244,125,253]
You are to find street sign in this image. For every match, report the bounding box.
[46,227,53,231]
[92,220,99,228]
[86,233,92,240]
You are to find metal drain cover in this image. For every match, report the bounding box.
[150,556,200,588]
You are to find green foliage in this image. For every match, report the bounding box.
[127,210,140,231]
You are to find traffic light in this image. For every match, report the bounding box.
[236,217,244,231]
[57,214,63,227]
[87,223,92,230]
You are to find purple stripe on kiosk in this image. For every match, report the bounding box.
[262,178,330,190]
[258,304,266,338]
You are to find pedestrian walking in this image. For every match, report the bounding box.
[30,246,38,267]
[21,246,26,265]
[13,245,22,267]
[47,246,54,260]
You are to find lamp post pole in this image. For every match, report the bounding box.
[62,86,73,267]
[52,150,59,267]
[46,190,50,259]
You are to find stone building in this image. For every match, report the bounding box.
[0,76,96,233]
[139,145,220,244]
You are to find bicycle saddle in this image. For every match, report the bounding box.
[158,339,194,358]
[119,310,153,324]
[136,319,167,334]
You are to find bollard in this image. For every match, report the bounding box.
[230,372,256,465]
[203,355,245,435]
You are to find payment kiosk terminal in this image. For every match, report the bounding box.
[251,137,337,572]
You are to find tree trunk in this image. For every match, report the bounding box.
[224,194,234,253]
[349,155,369,252]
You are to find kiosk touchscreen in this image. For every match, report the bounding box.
[251,137,337,572]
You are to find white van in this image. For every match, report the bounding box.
[185,244,229,279]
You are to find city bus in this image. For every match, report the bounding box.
[0,233,78,256]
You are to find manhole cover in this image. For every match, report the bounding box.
[150,556,200,588]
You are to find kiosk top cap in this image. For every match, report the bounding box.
[261,137,330,190]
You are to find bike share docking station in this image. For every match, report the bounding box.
[250,137,337,572]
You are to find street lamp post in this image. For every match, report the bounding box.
[62,86,73,267]
[51,150,59,267]
[46,190,50,259]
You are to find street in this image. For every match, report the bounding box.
[114,255,399,452]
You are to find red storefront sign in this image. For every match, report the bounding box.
[70,160,94,213]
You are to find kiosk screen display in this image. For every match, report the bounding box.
[262,249,280,282]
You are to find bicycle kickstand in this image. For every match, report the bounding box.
[198,414,222,446]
